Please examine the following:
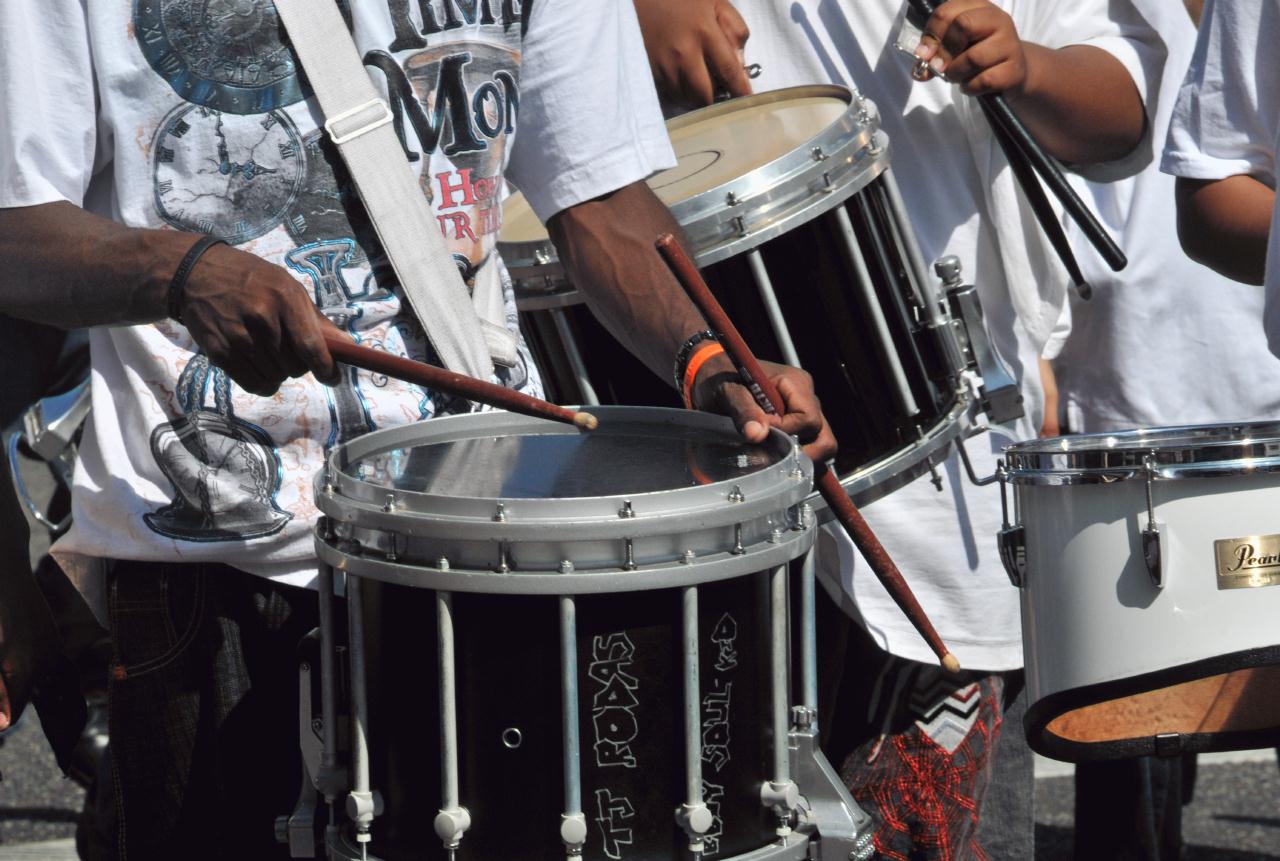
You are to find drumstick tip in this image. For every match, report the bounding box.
[574,411,599,431]
[942,652,961,674]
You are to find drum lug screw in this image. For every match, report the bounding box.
[618,500,635,518]
[732,524,745,555]
[624,538,637,570]
[559,559,575,574]
[769,528,784,544]
[726,191,741,206]
[493,502,507,522]
[822,171,833,192]
[681,549,696,564]
[436,556,450,571]
[385,534,399,562]
[729,485,745,504]
[534,248,551,265]
[732,214,747,237]
[497,542,511,573]
[811,146,828,162]
[382,493,396,512]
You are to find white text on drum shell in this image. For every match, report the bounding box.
[589,633,640,769]
[593,788,635,860]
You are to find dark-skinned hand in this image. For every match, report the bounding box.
[691,355,837,465]
[914,0,1030,97]
[634,0,752,108]
[175,243,343,396]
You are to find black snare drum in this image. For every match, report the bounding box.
[501,87,1016,509]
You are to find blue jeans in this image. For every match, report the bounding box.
[82,560,316,860]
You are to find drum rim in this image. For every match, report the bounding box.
[1024,643,1280,763]
[316,406,812,537]
[501,84,887,285]
[1003,420,1280,484]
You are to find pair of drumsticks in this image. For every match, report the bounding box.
[325,239,959,672]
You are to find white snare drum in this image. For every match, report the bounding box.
[279,407,874,861]
[1001,423,1280,762]
[501,86,1023,512]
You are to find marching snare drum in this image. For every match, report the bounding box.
[500,86,1023,510]
[283,407,873,861]
[1001,423,1280,762]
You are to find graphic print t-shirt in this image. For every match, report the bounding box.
[0,0,673,586]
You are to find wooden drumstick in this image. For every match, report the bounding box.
[321,330,598,431]
[656,234,961,673]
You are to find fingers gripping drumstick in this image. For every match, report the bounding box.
[320,330,598,431]
[656,234,961,673]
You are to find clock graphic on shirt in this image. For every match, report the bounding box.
[152,103,305,245]
[133,0,348,114]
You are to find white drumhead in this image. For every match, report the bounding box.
[499,93,850,246]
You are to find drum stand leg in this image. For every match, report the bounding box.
[549,308,600,406]
[676,586,713,857]
[761,566,800,837]
[789,546,876,861]
[345,574,381,859]
[433,590,471,858]
[558,596,589,858]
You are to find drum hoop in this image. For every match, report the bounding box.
[314,523,815,594]
[1004,420,1280,485]
[318,406,812,533]
[1024,643,1280,763]
[810,395,971,519]
[502,85,887,284]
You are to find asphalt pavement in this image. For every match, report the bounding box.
[2,714,1278,859]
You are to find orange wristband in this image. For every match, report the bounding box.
[682,342,726,409]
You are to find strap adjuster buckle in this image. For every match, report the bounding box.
[324,98,394,146]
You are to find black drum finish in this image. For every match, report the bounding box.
[359,575,778,860]
[519,174,958,480]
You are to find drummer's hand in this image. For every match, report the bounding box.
[913,0,1029,97]
[634,0,752,108]
[692,357,837,464]
[176,242,343,396]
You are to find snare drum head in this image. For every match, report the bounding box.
[350,415,781,500]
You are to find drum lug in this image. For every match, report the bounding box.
[1142,457,1165,589]
[996,461,1028,588]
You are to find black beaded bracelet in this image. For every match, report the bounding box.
[672,329,720,390]
[166,235,227,324]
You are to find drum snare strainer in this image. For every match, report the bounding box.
[1002,422,1280,762]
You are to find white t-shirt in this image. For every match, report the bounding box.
[740,0,1160,669]
[1061,2,1280,433]
[1162,0,1280,358]
[0,0,674,589]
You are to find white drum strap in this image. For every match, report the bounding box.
[271,0,517,377]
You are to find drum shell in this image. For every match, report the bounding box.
[359,576,780,861]
[1016,471,1280,759]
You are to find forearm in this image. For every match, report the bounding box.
[0,201,187,328]
[548,182,731,389]
[1010,44,1145,165]
[1175,176,1274,286]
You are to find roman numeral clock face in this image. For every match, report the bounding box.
[152,104,306,245]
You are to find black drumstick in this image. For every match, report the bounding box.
[907,0,1127,274]
[979,98,1093,298]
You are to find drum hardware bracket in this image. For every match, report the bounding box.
[760,778,801,829]
[787,710,876,861]
[729,485,746,503]
[1142,456,1165,589]
[940,259,1024,425]
[956,428,1000,488]
[996,461,1028,588]
[916,424,944,491]
[433,806,472,853]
